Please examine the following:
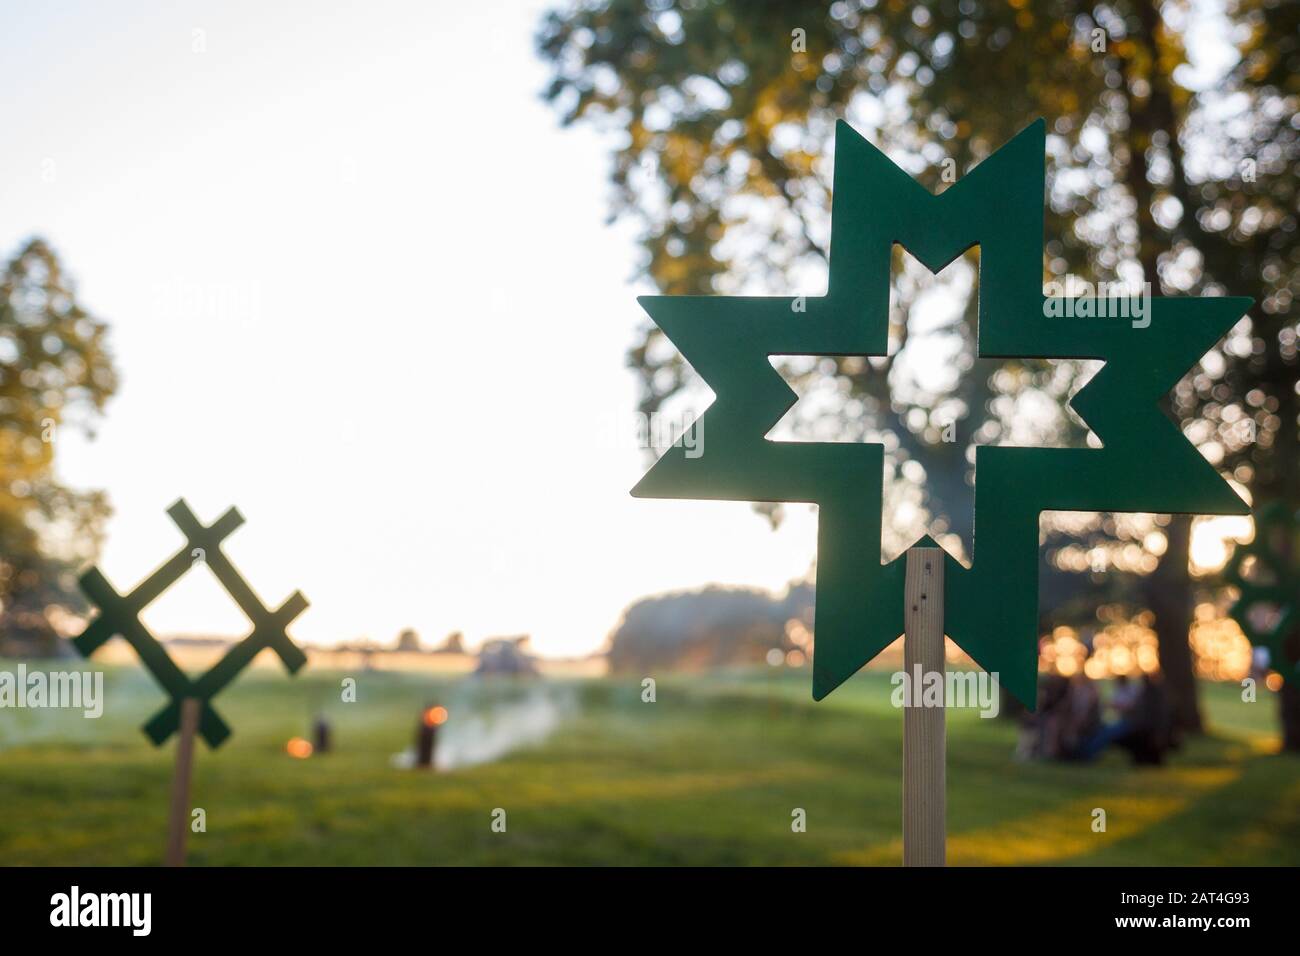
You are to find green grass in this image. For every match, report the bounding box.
[1,662,1296,865]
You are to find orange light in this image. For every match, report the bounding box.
[422,706,448,727]
[1266,672,1284,692]
[286,737,313,759]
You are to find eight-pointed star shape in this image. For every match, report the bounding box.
[632,118,1251,708]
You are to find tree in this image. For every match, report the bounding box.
[607,582,812,672]
[434,631,466,654]
[538,0,1298,740]
[395,628,422,652]
[0,238,118,656]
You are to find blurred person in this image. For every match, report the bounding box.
[1111,673,1140,715]
[1059,671,1102,761]
[1078,672,1175,764]
[1118,672,1176,765]
[1016,672,1070,761]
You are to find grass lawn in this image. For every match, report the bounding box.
[1,661,1296,865]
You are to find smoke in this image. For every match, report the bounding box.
[392,681,576,771]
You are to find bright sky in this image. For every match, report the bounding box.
[0,0,822,657]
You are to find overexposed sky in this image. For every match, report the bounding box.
[0,0,822,656]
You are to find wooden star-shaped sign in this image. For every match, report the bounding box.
[632,119,1251,707]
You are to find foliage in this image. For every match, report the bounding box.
[0,238,118,654]
[607,582,812,672]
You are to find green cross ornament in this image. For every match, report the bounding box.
[71,498,308,748]
[632,119,1251,707]
[1226,501,1300,682]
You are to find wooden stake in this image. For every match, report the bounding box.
[165,697,201,867]
[903,547,945,866]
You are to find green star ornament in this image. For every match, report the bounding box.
[632,119,1251,707]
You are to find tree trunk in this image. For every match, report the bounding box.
[1264,324,1300,752]
[1144,514,1203,734]
[1281,679,1300,753]
[1118,5,1203,736]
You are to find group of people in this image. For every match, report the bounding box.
[1016,670,1177,765]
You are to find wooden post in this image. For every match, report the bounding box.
[165,697,201,867]
[903,547,945,866]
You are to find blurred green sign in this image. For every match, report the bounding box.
[71,499,308,748]
[1227,502,1299,682]
[632,118,1251,707]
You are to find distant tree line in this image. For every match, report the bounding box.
[608,582,813,672]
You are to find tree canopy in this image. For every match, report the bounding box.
[0,238,118,654]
